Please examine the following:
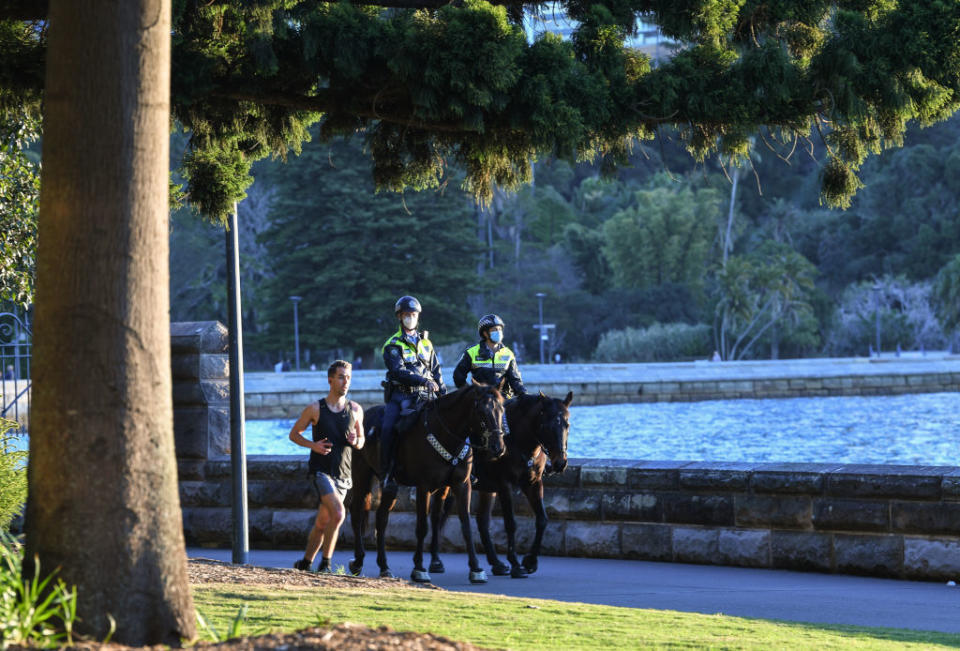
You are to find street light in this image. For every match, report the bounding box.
[872,283,882,357]
[535,292,546,364]
[290,296,302,370]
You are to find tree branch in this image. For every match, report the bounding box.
[0,0,47,21]
[209,88,474,133]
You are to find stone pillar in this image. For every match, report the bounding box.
[171,321,230,476]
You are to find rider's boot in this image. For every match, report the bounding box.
[380,430,398,492]
[381,459,398,492]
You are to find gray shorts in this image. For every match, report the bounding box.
[312,471,350,505]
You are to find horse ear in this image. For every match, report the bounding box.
[538,390,547,398]
[563,391,573,406]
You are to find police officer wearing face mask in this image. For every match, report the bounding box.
[453,314,527,398]
[379,295,446,490]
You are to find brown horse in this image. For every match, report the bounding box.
[429,390,572,577]
[349,381,505,583]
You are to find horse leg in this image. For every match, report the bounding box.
[475,490,508,576]
[498,486,528,578]
[375,483,398,578]
[349,482,369,575]
[454,481,487,584]
[429,491,453,574]
[522,481,547,574]
[411,488,432,583]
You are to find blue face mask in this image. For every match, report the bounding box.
[489,330,503,343]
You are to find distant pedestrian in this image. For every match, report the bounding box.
[3,365,13,380]
[289,360,364,573]
[711,350,722,362]
[274,360,284,373]
[282,359,292,372]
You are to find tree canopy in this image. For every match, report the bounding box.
[6,1,960,220]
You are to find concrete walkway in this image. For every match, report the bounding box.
[188,547,960,635]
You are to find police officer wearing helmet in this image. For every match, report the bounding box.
[379,295,446,490]
[453,314,527,398]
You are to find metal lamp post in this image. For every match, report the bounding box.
[535,292,546,364]
[872,283,882,357]
[290,296,302,370]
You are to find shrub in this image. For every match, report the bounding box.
[0,419,26,532]
[0,532,80,648]
[594,322,712,362]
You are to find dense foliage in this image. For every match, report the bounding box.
[0,106,38,307]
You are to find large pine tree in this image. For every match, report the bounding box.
[253,135,480,357]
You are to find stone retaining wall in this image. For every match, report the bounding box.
[179,456,960,581]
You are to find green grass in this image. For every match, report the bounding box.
[192,583,960,649]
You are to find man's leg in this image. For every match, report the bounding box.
[294,475,333,571]
[316,489,347,573]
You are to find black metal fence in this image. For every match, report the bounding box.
[0,311,31,433]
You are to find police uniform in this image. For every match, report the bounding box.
[452,341,527,398]
[379,326,446,483]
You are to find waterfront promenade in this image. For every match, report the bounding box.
[243,353,960,417]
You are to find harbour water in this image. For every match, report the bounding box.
[245,391,960,466]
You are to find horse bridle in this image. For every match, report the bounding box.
[428,388,504,451]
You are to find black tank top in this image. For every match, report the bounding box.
[308,399,354,484]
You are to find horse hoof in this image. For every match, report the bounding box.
[522,555,538,574]
[491,562,510,576]
[429,560,445,574]
[411,569,432,583]
[510,565,529,579]
[379,569,394,579]
[349,560,363,576]
[469,570,488,584]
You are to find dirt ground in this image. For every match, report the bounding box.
[53,558,488,650]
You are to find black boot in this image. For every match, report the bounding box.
[381,459,398,492]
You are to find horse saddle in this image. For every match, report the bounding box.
[396,401,426,435]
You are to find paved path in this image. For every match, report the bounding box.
[189,547,960,635]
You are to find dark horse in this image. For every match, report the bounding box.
[349,381,505,583]
[429,390,572,578]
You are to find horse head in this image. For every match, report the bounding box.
[469,378,506,459]
[537,390,573,473]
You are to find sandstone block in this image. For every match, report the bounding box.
[771,531,832,572]
[565,521,621,557]
[663,493,734,526]
[621,523,672,561]
[892,501,960,536]
[673,526,718,564]
[718,529,770,567]
[812,498,888,532]
[903,538,960,580]
[736,495,811,529]
[834,534,902,577]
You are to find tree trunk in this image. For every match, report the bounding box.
[26,0,195,645]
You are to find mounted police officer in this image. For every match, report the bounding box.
[453,314,527,398]
[379,295,446,491]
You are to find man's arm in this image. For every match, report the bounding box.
[384,344,428,387]
[347,401,365,449]
[288,403,331,454]
[430,350,447,395]
[505,358,528,396]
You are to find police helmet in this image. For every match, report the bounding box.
[395,295,422,315]
[477,314,505,337]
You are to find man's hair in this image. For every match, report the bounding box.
[328,359,352,377]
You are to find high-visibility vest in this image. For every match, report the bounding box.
[465,343,515,375]
[382,327,435,367]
